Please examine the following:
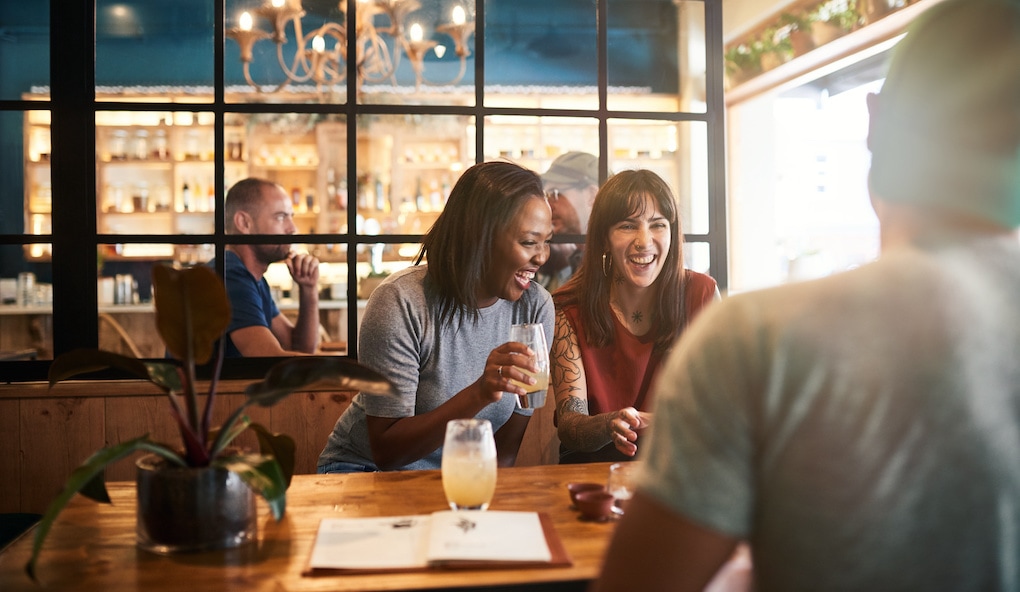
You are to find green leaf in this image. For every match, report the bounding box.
[249,423,296,488]
[215,454,288,521]
[48,350,182,394]
[48,349,152,385]
[244,357,395,407]
[25,436,185,582]
[153,265,230,364]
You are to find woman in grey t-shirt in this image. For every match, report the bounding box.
[319,161,556,472]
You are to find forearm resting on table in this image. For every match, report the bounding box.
[556,396,613,452]
[367,383,501,470]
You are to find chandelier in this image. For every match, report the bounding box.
[227,0,475,94]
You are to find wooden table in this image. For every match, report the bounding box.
[0,463,619,591]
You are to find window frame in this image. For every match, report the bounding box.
[0,0,726,382]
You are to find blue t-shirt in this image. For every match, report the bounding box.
[213,251,280,358]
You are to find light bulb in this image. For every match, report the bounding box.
[452,6,466,25]
[410,23,424,43]
[240,11,253,31]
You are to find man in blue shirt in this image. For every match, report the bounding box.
[221,178,320,356]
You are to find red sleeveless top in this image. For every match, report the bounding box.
[558,270,718,463]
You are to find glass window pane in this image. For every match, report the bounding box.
[608,118,708,235]
[96,0,213,101]
[685,241,711,276]
[484,0,596,108]
[484,115,599,173]
[224,0,476,106]
[357,114,469,236]
[0,1,49,100]
[0,244,52,359]
[13,111,50,243]
[97,111,223,235]
[607,0,705,114]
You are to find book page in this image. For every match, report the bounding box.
[426,510,553,564]
[308,515,431,570]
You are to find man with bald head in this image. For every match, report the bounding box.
[595,1,1020,589]
[220,177,320,356]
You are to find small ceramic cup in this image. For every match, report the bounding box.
[574,490,615,521]
[567,482,606,507]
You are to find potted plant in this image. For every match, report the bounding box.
[724,41,765,87]
[779,11,816,57]
[25,263,394,580]
[810,0,861,46]
[758,26,794,71]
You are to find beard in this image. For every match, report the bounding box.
[253,243,291,266]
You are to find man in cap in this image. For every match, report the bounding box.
[536,151,603,291]
[593,0,1020,589]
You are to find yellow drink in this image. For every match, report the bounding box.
[442,454,497,510]
[510,367,549,393]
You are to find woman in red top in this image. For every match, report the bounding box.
[551,169,718,464]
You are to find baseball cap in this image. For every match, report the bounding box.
[542,152,600,187]
[868,0,1020,227]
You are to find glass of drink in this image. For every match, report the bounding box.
[607,462,636,515]
[508,323,550,409]
[441,419,497,511]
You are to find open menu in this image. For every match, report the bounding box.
[303,510,571,575]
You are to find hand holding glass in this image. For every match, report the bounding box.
[442,419,497,511]
[508,323,550,409]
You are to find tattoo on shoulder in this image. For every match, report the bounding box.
[552,310,582,393]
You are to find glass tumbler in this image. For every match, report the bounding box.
[441,419,497,511]
[508,323,550,409]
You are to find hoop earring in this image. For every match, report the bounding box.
[602,252,611,277]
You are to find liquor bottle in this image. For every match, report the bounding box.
[374,176,387,212]
[414,176,426,212]
[206,178,216,212]
[181,180,193,212]
[326,167,337,208]
[337,176,348,210]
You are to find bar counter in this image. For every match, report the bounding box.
[0,463,618,591]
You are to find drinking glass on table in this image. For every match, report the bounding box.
[607,462,636,515]
[442,419,497,511]
[507,323,550,409]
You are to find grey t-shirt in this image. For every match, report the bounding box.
[318,265,555,471]
[641,236,1020,591]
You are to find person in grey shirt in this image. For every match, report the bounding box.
[318,161,555,472]
[595,0,1020,590]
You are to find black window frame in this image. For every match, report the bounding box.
[0,0,726,382]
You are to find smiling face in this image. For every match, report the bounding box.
[607,194,671,289]
[480,195,553,305]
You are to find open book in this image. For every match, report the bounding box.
[303,510,571,575]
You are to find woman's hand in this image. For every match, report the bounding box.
[477,342,538,405]
[610,407,652,457]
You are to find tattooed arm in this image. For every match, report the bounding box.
[551,308,649,455]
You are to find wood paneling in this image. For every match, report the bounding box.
[0,400,20,512]
[20,397,105,514]
[270,391,354,475]
[0,376,562,515]
[0,381,356,514]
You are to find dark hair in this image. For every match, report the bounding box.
[417,161,544,325]
[224,177,277,234]
[554,169,688,351]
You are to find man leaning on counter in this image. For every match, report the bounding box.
[219,177,320,356]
